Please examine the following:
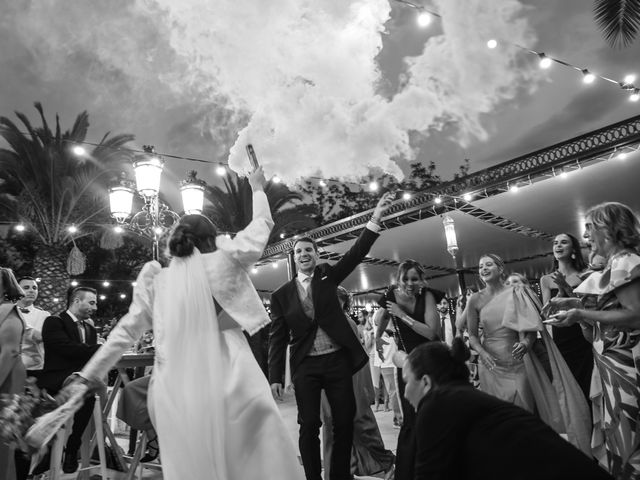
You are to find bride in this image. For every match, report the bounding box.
[61,166,303,479]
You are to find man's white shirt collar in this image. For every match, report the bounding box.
[66,310,81,323]
[297,271,313,284]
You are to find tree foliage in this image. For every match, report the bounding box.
[594,0,640,47]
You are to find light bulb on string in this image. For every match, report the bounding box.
[582,69,596,84]
[215,165,226,176]
[99,294,107,301]
[538,53,552,69]
[402,192,412,201]
[113,225,124,234]
[272,262,279,269]
[71,280,78,287]
[72,145,87,156]
[631,89,640,102]
[486,39,498,49]
[434,196,442,204]
[509,184,519,193]
[368,181,379,192]
[463,193,473,202]
[251,267,258,274]
[103,281,110,287]
[14,224,25,232]
[624,74,636,85]
[67,225,78,234]
[119,293,127,299]
[272,176,281,184]
[416,11,431,27]
[617,152,628,160]
[154,227,163,235]
[319,180,327,187]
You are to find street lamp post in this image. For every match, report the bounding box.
[108,146,206,260]
[442,214,466,294]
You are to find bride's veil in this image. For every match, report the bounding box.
[152,247,227,479]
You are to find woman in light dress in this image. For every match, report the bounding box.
[60,167,303,480]
[467,253,591,454]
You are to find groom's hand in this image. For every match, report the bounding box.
[270,383,283,401]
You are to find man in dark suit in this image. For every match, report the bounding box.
[40,287,100,474]
[269,192,394,480]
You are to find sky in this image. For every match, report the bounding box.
[1,0,639,195]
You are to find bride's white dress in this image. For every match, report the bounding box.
[81,190,303,480]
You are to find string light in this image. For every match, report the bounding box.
[70,280,79,287]
[131,281,137,287]
[67,225,78,234]
[215,165,227,176]
[272,176,281,184]
[617,152,628,160]
[392,0,638,99]
[434,196,442,204]
[99,294,107,300]
[113,225,124,234]
[14,224,25,232]
[251,267,258,274]
[402,192,412,200]
[416,11,432,27]
[271,262,279,269]
[538,53,552,69]
[509,184,519,193]
[318,180,327,187]
[463,193,473,202]
[72,145,87,156]
[368,181,379,192]
[582,69,596,84]
[119,293,127,299]
[103,281,110,287]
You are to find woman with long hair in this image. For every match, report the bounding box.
[406,339,611,480]
[57,167,303,480]
[0,268,25,480]
[374,259,440,480]
[467,253,591,454]
[546,202,640,478]
[540,233,593,400]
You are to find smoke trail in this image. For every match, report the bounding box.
[2,0,538,182]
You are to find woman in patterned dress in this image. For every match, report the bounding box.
[547,202,640,479]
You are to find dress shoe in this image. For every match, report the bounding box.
[62,450,79,473]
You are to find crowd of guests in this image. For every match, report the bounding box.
[1,196,639,480]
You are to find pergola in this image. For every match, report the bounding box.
[251,114,640,304]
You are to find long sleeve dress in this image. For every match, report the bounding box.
[80,190,304,480]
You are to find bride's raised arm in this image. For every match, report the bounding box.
[214,166,274,268]
[80,261,161,383]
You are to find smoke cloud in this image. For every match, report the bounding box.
[1,0,539,182]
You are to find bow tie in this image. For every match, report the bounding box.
[19,308,30,314]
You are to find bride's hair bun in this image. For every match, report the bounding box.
[169,225,197,257]
[166,214,218,258]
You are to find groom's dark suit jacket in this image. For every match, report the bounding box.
[39,311,100,394]
[268,227,379,385]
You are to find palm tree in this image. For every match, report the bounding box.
[594,0,640,47]
[203,172,317,244]
[0,102,135,312]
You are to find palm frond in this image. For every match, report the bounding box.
[594,0,640,47]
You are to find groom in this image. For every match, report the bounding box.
[269,191,394,480]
